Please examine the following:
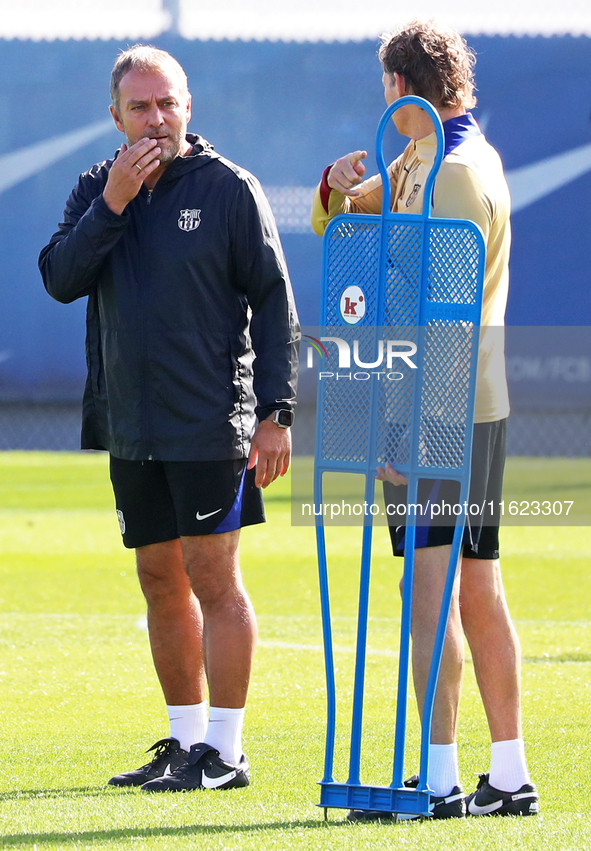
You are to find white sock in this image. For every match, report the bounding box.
[488,738,530,792]
[166,702,208,752]
[427,742,460,797]
[205,706,245,764]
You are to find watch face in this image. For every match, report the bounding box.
[275,409,294,427]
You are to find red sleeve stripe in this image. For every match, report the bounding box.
[319,164,333,213]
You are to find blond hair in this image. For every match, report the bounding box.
[379,20,477,110]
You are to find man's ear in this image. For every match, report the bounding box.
[393,72,409,97]
[109,104,125,133]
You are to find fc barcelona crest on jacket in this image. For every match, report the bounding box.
[178,209,201,231]
[406,184,421,207]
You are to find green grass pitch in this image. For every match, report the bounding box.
[0,451,590,850]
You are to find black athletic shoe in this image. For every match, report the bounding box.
[466,773,539,817]
[141,742,250,792]
[347,775,466,821]
[108,737,189,787]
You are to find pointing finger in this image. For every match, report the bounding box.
[346,151,367,180]
[350,150,368,167]
[329,151,368,193]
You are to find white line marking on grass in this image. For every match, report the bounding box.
[132,617,397,657]
[258,639,397,658]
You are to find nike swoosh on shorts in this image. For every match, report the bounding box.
[195,508,223,521]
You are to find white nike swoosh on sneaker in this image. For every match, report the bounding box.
[201,768,237,789]
[162,764,173,777]
[195,508,223,521]
[468,798,504,815]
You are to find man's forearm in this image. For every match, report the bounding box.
[39,193,127,304]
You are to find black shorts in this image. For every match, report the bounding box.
[109,456,265,549]
[383,418,506,560]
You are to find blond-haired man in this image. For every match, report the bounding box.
[312,21,538,819]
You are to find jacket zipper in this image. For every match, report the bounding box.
[140,188,154,457]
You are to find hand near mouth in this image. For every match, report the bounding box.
[103,137,161,214]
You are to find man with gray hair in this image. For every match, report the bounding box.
[40,45,299,793]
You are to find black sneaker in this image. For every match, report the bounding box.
[108,737,189,787]
[141,742,250,792]
[466,773,539,817]
[347,775,466,821]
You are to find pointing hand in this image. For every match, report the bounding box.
[327,150,368,197]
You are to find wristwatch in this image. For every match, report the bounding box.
[270,409,294,428]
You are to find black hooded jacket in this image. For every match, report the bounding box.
[39,135,299,461]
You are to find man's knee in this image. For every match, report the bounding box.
[136,540,190,604]
[460,557,502,608]
[410,546,461,630]
[181,531,243,609]
[188,562,244,611]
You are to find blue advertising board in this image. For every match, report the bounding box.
[0,36,590,407]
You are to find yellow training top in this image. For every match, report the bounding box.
[311,129,511,423]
